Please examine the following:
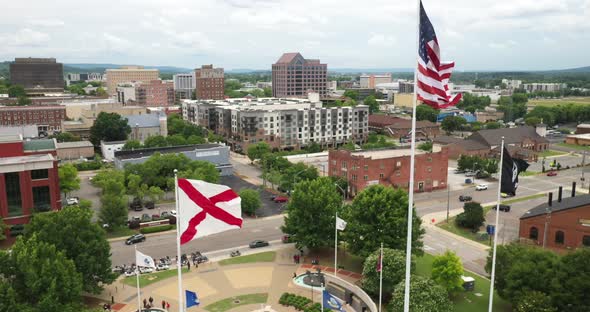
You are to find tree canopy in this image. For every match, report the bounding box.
[362,248,412,300]
[415,104,439,122]
[247,142,271,163]
[239,189,261,216]
[441,116,467,134]
[456,93,491,113]
[388,276,453,312]
[89,112,131,145]
[431,250,464,294]
[498,95,528,122]
[363,95,379,113]
[455,202,485,231]
[58,163,80,197]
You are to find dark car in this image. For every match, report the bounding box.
[144,201,155,209]
[493,204,511,212]
[459,195,472,202]
[125,234,146,245]
[274,196,289,203]
[130,198,143,211]
[249,240,270,248]
[141,214,152,222]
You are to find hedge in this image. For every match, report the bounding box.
[279,293,314,311]
[140,225,173,234]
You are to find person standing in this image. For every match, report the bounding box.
[149,296,153,307]
[166,301,171,310]
[187,261,191,271]
[162,300,166,309]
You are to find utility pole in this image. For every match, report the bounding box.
[581,150,586,188]
[446,182,451,223]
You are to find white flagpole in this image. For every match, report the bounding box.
[135,245,142,312]
[403,1,421,311]
[321,286,325,312]
[378,242,383,312]
[334,212,338,277]
[175,169,184,312]
[488,137,505,312]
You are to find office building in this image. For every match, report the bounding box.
[398,81,415,93]
[9,58,64,93]
[173,73,196,99]
[360,74,392,89]
[0,106,66,134]
[272,53,327,98]
[0,135,60,234]
[522,83,566,93]
[134,80,175,107]
[105,66,159,96]
[182,95,368,152]
[116,83,137,104]
[195,65,224,100]
[328,145,448,196]
[501,79,522,90]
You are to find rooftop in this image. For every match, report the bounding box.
[0,134,23,143]
[0,105,65,111]
[577,124,590,129]
[23,139,56,151]
[275,52,302,64]
[114,143,225,160]
[56,141,94,149]
[469,126,549,146]
[350,148,426,160]
[521,193,590,219]
[567,133,590,140]
[0,153,55,167]
[124,113,165,128]
[368,115,437,128]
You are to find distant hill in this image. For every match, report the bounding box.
[330,68,414,73]
[544,66,590,73]
[65,63,193,74]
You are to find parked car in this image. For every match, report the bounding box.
[493,204,511,212]
[501,193,513,198]
[130,197,143,211]
[125,234,146,245]
[475,184,488,191]
[273,196,289,203]
[249,240,270,248]
[464,171,476,177]
[161,211,171,218]
[156,263,169,271]
[124,270,136,277]
[547,171,558,176]
[66,197,79,205]
[151,214,160,219]
[454,169,465,174]
[459,195,472,202]
[170,210,177,217]
[144,201,155,209]
[138,266,153,274]
[141,214,152,222]
[131,216,141,222]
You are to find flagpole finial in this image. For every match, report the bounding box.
[174,169,178,174]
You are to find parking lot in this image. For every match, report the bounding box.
[484,196,549,244]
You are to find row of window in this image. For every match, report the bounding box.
[529,227,590,246]
[5,171,51,217]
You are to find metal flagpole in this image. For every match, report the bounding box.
[378,242,383,312]
[135,245,142,312]
[334,212,338,276]
[488,137,505,312]
[175,169,184,312]
[403,1,421,310]
[321,284,325,312]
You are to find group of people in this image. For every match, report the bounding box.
[142,296,171,310]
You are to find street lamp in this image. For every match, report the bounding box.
[334,183,347,201]
[292,170,306,194]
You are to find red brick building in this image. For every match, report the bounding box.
[195,65,224,100]
[0,105,66,134]
[0,135,60,239]
[519,186,590,250]
[272,52,328,98]
[328,146,448,197]
[368,115,441,139]
[134,80,175,107]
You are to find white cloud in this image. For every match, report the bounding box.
[367,33,396,47]
[488,40,518,49]
[28,18,65,27]
[0,28,50,47]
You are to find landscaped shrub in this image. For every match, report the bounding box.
[140,225,173,234]
[128,220,140,229]
[75,161,102,171]
[279,293,312,311]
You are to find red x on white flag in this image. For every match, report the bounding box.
[177,179,242,245]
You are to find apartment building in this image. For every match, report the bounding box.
[501,79,522,90]
[134,80,175,107]
[105,66,159,96]
[272,53,328,98]
[195,65,224,100]
[360,74,392,89]
[0,106,66,134]
[522,83,566,93]
[399,81,415,93]
[9,57,64,93]
[182,96,368,152]
[173,73,196,99]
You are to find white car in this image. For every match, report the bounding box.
[124,270,136,277]
[475,184,488,191]
[66,197,79,205]
[170,210,177,217]
[138,267,153,274]
[156,263,169,271]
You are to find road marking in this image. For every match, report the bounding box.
[424,245,436,252]
[251,229,262,233]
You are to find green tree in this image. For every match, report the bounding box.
[0,218,6,241]
[515,291,557,312]
[166,134,187,146]
[263,87,272,97]
[525,116,543,127]
[498,96,527,122]
[50,132,81,143]
[417,141,433,152]
[122,140,142,150]
[247,142,271,163]
[362,248,411,299]
[96,87,107,97]
[552,248,590,311]
[143,135,168,148]
[16,96,31,106]
[187,134,206,144]
[415,104,439,122]
[344,185,424,257]
[343,90,359,100]
[441,115,467,134]
[182,160,220,183]
[78,199,92,210]
[485,121,502,129]
[239,189,261,216]
[388,276,453,312]
[1,235,83,311]
[455,202,485,231]
[24,207,114,294]
[99,176,128,230]
[147,186,164,203]
[364,95,379,113]
[432,250,464,294]
[279,162,319,193]
[282,177,342,249]
[58,163,80,198]
[8,85,26,97]
[126,173,143,198]
[89,112,131,146]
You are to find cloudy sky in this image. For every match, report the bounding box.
[1,0,589,71]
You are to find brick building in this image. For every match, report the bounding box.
[368,115,440,139]
[0,135,60,238]
[105,66,159,96]
[9,57,64,93]
[56,141,94,161]
[0,105,66,134]
[195,65,224,100]
[134,80,175,107]
[272,53,328,98]
[328,145,448,197]
[519,185,590,250]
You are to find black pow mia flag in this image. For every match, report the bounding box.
[501,147,530,196]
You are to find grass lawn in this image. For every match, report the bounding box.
[556,143,590,151]
[529,97,590,106]
[105,227,137,239]
[520,170,540,176]
[204,293,268,312]
[218,251,276,266]
[537,150,567,157]
[305,247,365,273]
[122,268,189,287]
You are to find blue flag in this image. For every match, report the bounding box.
[186,290,200,308]
[322,290,343,311]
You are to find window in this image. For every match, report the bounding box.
[379,173,384,179]
[31,169,49,180]
[396,161,401,167]
[395,171,401,176]
[33,186,51,212]
[583,235,590,247]
[341,161,347,169]
[555,231,565,244]
[5,172,22,217]
[364,175,368,181]
[529,227,539,240]
[352,174,357,181]
[364,165,369,171]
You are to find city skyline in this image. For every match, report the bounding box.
[0,0,589,71]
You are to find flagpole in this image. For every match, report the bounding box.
[321,286,325,312]
[334,212,338,277]
[378,242,383,312]
[488,137,505,312]
[135,245,142,312]
[175,169,184,312]
[403,1,421,311]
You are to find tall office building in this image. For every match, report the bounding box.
[134,80,175,107]
[9,58,64,93]
[105,66,159,96]
[195,65,224,100]
[173,73,196,99]
[272,52,327,98]
[360,74,392,89]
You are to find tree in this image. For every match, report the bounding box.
[0,235,83,311]
[122,140,142,150]
[415,104,439,122]
[143,135,168,148]
[147,186,164,203]
[126,173,143,198]
[24,206,115,294]
[525,116,543,127]
[441,116,466,134]
[552,248,590,311]
[77,199,92,210]
[498,96,527,122]
[455,202,485,231]
[99,175,128,230]
[263,87,272,97]
[50,132,81,143]
[0,218,6,241]
[239,189,261,216]
[182,160,220,183]
[187,134,206,145]
[96,87,107,97]
[279,162,319,193]
[431,250,464,294]
[166,134,187,146]
[485,121,502,129]
[8,85,26,98]
[515,291,557,312]
[89,112,131,146]
[388,276,453,312]
[58,164,80,198]
[16,96,31,106]
[418,141,433,152]
[364,95,379,113]
[344,185,424,257]
[343,90,359,100]
[282,177,342,249]
[247,142,271,163]
[362,248,411,299]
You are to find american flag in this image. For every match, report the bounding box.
[417,1,462,109]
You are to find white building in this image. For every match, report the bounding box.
[101,140,126,162]
[360,74,392,88]
[522,83,566,93]
[501,79,522,90]
[173,73,196,99]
